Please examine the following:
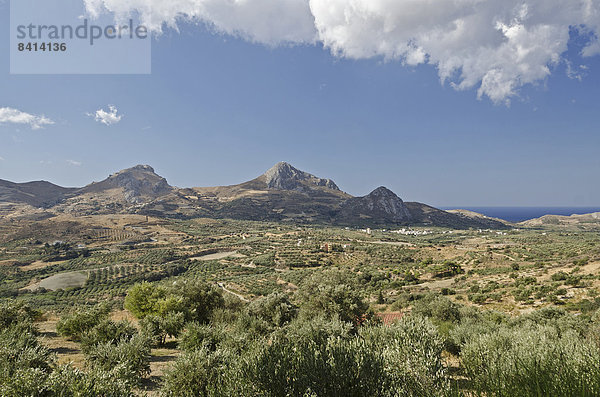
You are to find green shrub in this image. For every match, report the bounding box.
[124,281,167,318]
[0,326,54,396]
[0,326,54,380]
[125,280,224,324]
[79,319,137,354]
[179,322,228,352]
[56,306,108,341]
[140,312,185,346]
[173,280,224,323]
[161,347,238,397]
[45,365,135,397]
[462,324,600,396]
[246,292,297,328]
[361,316,451,396]
[412,295,461,324]
[249,330,387,396]
[85,333,152,385]
[0,301,41,331]
[297,270,371,325]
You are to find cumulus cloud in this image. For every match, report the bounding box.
[83,0,316,44]
[83,0,600,104]
[0,107,54,130]
[89,105,123,126]
[67,160,82,166]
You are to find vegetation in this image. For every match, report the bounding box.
[2,215,600,395]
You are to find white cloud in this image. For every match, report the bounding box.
[84,0,600,104]
[83,0,316,44]
[0,107,54,130]
[0,156,4,161]
[89,105,123,126]
[67,160,82,166]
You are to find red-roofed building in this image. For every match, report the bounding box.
[376,312,404,325]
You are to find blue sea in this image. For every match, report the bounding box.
[441,207,600,223]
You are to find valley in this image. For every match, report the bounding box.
[2,163,600,396]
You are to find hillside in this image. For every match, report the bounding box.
[0,179,76,208]
[520,211,600,229]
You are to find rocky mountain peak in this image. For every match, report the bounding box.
[84,164,172,204]
[362,186,412,220]
[337,186,412,224]
[124,164,156,173]
[262,162,339,191]
[369,186,397,198]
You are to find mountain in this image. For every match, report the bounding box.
[0,179,76,208]
[50,165,178,216]
[189,162,350,223]
[0,162,509,229]
[262,162,339,191]
[336,187,412,224]
[80,165,173,204]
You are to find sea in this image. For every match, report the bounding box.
[440,207,600,223]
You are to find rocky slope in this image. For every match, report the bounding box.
[80,165,173,204]
[336,187,413,224]
[262,162,339,191]
[0,179,75,208]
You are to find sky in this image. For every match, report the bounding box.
[1,0,599,207]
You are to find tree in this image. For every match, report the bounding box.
[0,302,41,331]
[140,312,185,346]
[297,270,371,326]
[56,306,109,341]
[172,280,224,323]
[124,282,167,319]
[85,333,152,386]
[161,348,236,397]
[247,292,298,328]
[79,319,137,354]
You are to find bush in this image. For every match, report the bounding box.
[85,333,152,385]
[246,292,297,329]
[56,306,109,341]
[0,302,41,331]
[0,327,54,382]
[163,315,451,396]
[140,312,185,346]
[411,295,461,324]
[297,270,371,325]
[248,315,450,397]
[161,347,238,397]
[462,324,600,396]
[172,280,224,323]
[179,322,228,352]
[46,365,135,397]
[361,316,451,396]
[248,330,387,396]
[125,280,224,324]
[0,325,55,396]
[124,282,167,319]
[79,319,137,354]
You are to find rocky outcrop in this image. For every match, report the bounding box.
[81,165,173,204]
[336,186,412,224]
[263,162,339,191]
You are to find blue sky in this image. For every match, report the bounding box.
[1,0,599,207]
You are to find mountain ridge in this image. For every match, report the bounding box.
[0,163,509,229]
